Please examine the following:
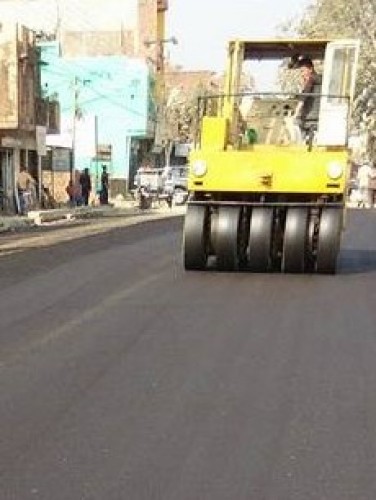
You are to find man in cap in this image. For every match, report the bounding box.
[290,55,322,141]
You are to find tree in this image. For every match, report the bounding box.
[161,81,216,167]
[281,0,376,156]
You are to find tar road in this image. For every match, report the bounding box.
[0,210,375,500]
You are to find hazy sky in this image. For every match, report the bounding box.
[0,0,310,74]
[166,0,311,72]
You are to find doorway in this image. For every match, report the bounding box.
[0,149,15,213]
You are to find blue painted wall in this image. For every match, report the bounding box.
[39,42,154,185]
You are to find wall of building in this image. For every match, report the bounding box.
[0,24,19,129]
[0,23,48,212]
[0,23,41,131]
[42,170,70,204]
[40,42,152,195]
[62,29,135,58]
[165,70,220,95]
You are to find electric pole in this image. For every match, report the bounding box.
[71,76,80,183]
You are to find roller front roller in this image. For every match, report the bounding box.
[248,207,273,272]
[184,205,209,270]
[282,208,309,273]
[215,206,242,271]
[316,207,343,274]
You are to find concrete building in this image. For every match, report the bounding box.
[0,0,171,201]
[0,1,222,204]
[0,23,59,213]
[40,41,154,200]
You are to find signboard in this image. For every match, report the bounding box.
[96,144,112,161]
[52,148,71,171]
[1,136,21,148]
[36,126,47,156]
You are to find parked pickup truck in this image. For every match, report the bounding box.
[163,165,189,205]
[133,165,189,207]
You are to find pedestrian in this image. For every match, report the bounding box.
[100,165,109,205]
[370,161,376,207]
[79,168,92,206]
[16,164,36,215]
[66,179,82,207]
[66,180,75,207]
[357,159,373,208]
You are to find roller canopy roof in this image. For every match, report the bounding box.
[230,39,332,60]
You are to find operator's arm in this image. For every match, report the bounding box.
[294,77,313,119]
[294,100,303,118]
[27,173,36,186]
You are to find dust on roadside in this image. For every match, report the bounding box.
[0,206,185,256]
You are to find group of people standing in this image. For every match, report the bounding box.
[66,165,109,207]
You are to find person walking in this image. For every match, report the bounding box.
[99,165,109,205]
[79,168,92,206]
[16,165,36,215]
[370,161,376,207]
[357,160,373,208]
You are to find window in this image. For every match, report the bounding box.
[328,47,356,104]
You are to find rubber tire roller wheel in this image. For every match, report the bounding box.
[282,207,308,273]
[184,204,209,270]
[316,207,342,274]
[216,206,242,271]
[248,207,273,272]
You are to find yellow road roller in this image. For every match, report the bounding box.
[183,38,360,273]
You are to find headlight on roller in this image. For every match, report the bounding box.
[192,160,207,177]
[327,162,343,180]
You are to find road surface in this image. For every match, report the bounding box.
[0,210,375,499]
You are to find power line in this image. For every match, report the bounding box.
[43,57,149,118]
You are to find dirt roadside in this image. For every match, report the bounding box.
[0,206,185,257]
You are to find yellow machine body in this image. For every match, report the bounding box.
[189,146,348,195]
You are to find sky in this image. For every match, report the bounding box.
[0,0,310,75]
[166,0,311,72]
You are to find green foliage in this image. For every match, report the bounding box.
[164,81,216,146]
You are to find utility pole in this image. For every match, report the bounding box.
[71,76,79,183]
[144,36,177,147]
[94,115,99,193]
[143,0,177,161]
[54,0,61,42]
[71,76,92,184]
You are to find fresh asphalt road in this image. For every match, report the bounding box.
[0,210,375,500]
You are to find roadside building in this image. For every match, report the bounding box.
[39,41,154,201]
[0,23,59,213]
[0,0,169,202]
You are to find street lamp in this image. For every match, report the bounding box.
[144,36,178,48]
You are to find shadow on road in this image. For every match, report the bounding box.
[201,250,376,276]
[338,249,376,275]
